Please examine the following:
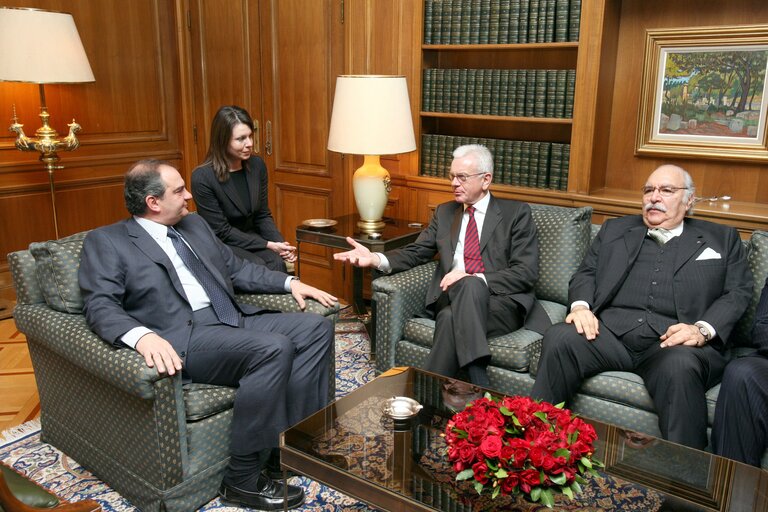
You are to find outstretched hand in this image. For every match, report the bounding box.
[290,279,337,309]
[136,332,183,375]
[333,237,380,268]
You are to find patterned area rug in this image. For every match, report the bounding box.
[0,311,378,512]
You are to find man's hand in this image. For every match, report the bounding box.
[566,305,600,341]
[267,241,297,262]
[439,269,473,291]
[135,333,183,375]
[333,237,380,268]
[290,279,338,309]
[660,323,705,348]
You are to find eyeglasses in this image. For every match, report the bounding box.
[641,185,689,197]
[449,172,487,183]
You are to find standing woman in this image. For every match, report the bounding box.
[192,105,296,272]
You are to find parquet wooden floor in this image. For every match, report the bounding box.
[0,317,39,433]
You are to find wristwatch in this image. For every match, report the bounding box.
[694,321,712,342]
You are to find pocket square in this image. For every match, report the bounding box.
[696,247,721,261]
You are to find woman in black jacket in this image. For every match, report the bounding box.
[191,105,295,272]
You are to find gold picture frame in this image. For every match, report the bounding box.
[636,24,768,162]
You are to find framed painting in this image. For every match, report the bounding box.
[636,25,768,162]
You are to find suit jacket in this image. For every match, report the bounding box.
[385,195,550,333]
[570,215,753,350]
[191,155,284,251]
[78,213,289,357]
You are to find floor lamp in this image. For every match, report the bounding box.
[0,7,95,240]
[327,75,416,233]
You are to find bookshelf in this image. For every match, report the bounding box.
[418,0,582,193]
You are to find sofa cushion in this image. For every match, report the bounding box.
[28,231,88,314]
[732,230,768,346]
[529,205,593,305]
[183,383,236,421]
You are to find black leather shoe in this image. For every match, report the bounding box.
[265,467,298,480]
[219,475,305,510]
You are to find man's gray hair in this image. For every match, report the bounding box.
[124,160,170,216]
[453,144,494,177]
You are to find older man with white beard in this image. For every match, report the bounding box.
[532,164,753,450]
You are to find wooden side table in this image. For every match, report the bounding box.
[296,214,423,356]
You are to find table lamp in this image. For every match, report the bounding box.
[327,75,416,232]
[0,7,95,239]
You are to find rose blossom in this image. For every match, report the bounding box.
[480,434,503,459]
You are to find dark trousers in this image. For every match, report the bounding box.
[183,307,333,482]
[230,243,288,273]
[712,355,768,466]
[424,276,523,378]
[531,320,727,449]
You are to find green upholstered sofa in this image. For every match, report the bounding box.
[372,204,768,469]
[7,231,339,512]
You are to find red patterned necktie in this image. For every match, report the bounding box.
[463,205,485,273]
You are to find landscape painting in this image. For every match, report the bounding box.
[636,25,768,162]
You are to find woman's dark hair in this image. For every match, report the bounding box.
[204,105,255,182]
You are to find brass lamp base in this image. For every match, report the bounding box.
[356,219,386,233]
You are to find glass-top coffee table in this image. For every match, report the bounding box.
[281,367,767,511]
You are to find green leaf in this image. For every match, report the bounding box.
[571,481,583,494]
[530,487,542,502]
[500,406,513,416]
[554,448,570,459]
[492,485,501,499]
[473,481,484,495]
[555,401,566,409]
[533,411,549,423]
[550,472,567,485]
[512,416,522,427]
[580,457,593,469]
[562,486,574,500]
[456,469,474,481]
[540,489,555,508]
[495,468,508,478]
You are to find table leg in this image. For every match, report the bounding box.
[352,266,366,315]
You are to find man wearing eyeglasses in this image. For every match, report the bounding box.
[532,164,753,450]
[334,144,551,386]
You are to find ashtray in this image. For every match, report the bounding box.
[301,218,338,229]
[382,396,423,420]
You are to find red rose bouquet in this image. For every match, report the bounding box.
[444,393,603,508]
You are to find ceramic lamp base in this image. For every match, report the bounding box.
[353,155,391,233]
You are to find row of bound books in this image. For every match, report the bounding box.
[423,0,581,45]
[422,68,575,118]
[421,134,570,190]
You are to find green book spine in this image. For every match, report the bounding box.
[565,68,576,118]
[527,141,540,187]
[508,0,521,43]
[441,0,453,45]
[434,68,446,112]
[458,0,471,44]
[420,134,428,176]
[436,135,447,178]
[490,69,502,116]
[533,69,547,117]
[449,68,460,113]
[431,0,442,44]
[544,0,556,42]
[549,142,563,189]
[515,69,528,117]
[527,0,539,43]
[422,69,432,112]
[518,0,529,43]
[545,69,557,117]
[569,0,581,42]
[537,142,551,188]
[498,0,510,44]
[482,69,493,115]
[511,140,523,186]
[450,0,463,44]
[489,0,500,44]
[486,138,499,183]
[537,0,547,43]
[524,70,536,117]
[520,141,531,187]
[554,69,567,117]
[475,70,486,114]
[469,0,481,44]
[554,0,569,42]
[560,144,570,190]
[479,0,491,45]
[424,0,433,44]
[499,139,511,184]
[499,69,511,116]
[466,69,478,114]
[429,134,439,176]
[457,69,467,113]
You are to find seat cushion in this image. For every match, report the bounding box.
[28,232,88,314]
[183,383,236,421]
[732,231,768,346]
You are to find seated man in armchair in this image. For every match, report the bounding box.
[334,144,550,386]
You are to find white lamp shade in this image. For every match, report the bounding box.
[0,7,94,83]
[327,75,416,155]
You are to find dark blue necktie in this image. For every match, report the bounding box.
[167,227,239,327]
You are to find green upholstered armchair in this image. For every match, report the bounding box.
[7,232,339,512]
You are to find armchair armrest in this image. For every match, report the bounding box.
[236,293,340,317]
[372,261,436,373]
[13,304,176,400]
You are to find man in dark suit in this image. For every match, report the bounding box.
[532,164,753,449]
[712,277,768,466]
[334,144,550,386]
[78,159,337,510]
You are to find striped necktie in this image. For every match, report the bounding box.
[648,228,672,245]
[463,206,485,273]
[167,227,239,327]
